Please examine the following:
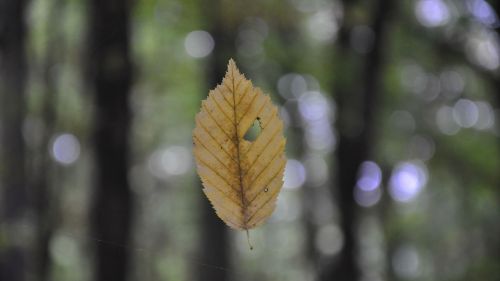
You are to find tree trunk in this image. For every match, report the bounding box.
[87,0,134,280]
[320,0,394,280]
[485,2,500,130]
[0,0,29,280]
[195,2,236,281]
[484,0,500,266]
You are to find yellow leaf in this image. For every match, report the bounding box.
[193,59,286,233]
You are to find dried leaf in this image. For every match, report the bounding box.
[193,59,286,233]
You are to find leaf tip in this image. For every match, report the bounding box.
[227,58,241,76]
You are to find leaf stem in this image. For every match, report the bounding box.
[246,229,253,250]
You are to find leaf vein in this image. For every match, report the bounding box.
[237,89,260,125]
[246,178,282,224]
[197,156,240,194]
[246,159,286,206]
[196,121,238,164]
[243,127,282,177]
[236,82,251,108]
[194,135,236,174]
[246,148,283,192]
[211,92,236,126]
[203,176,244,210]
[202,104,235,145]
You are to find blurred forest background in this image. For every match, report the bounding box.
[1,0,500,280]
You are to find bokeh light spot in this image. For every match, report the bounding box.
[305,121,336,152]
[315,224,343,256]
[277,73,307,99]
[392,244,422,279]
[356,161,382,191]
[50,234,78,267]
[440,70,465,99]
[148,146,192,180]
[467,0,499,27]
[436,105,460,135]
[354,187,382,207]
[466,32,500,70]
[51,133,80,165]
[389,161,428,203]
[284,159,307,189]
[474,101,495,130]
[304,154,328,187]
[400,64,428,95]
[415,0,450,27]
[307,10,338,42]
[184,30,214,58]
[298,91,329,122]
[453,99,479,128]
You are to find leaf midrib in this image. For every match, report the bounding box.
[230,66,249,229]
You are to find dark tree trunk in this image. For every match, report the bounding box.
[485,0,500,265]
[197,197,230,281]
[0,0,29,281]
[195,2,236,281]
[485,2,500,120]
[320,0,395,280]
[87,0,134,281]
